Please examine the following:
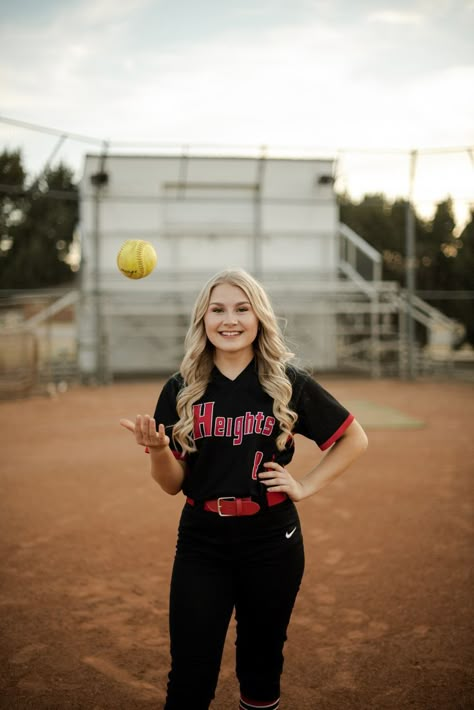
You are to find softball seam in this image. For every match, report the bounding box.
[136,241,145,277]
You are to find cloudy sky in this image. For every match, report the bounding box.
[1,0,473,219]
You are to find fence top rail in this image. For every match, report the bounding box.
[87,279,400,296]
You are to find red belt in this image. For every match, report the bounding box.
[186,491,287,517]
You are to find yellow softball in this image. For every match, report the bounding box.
[117,240,157,279]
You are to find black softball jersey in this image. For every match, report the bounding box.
[153,359,354,502]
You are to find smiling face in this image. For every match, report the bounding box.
[203,282,259,360]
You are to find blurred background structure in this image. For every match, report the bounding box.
[77,149,467,384]
[1,7,473,709]
[79,152,343,379]
[1,0,473,396]
[0,117,472,397]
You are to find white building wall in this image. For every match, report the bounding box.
[79,154,339,377]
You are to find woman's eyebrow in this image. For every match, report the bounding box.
[209,301,251,306]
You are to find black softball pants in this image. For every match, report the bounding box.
[164,498,305,710]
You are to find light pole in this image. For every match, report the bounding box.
[405,149,418,379]
[253,147,266,278]
[90,143,109,384]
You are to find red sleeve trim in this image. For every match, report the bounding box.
[145,446,186,460]
[171,449,187,461]
[320,413,355,451]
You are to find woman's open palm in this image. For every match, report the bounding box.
[120,414,170,449]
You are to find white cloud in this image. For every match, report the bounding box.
[56,0,154,26]
[1,0,472,216]
[2,4,472,147]
[367,9,423,25]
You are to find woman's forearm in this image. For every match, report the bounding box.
[300,419,368,499]
[149,446,186,495]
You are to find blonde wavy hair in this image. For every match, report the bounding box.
[173,268,298,454]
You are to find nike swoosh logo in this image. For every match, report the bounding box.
[285,527,297,539]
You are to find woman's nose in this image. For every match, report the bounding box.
[223,313,238,324]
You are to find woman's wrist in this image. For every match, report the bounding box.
[148,443,171,456]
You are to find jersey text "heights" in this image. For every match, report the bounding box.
[193,402,275,446]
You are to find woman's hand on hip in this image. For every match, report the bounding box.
[120,414,170,449]
[258,462,306,502]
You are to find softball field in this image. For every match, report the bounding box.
[1,377,473,709]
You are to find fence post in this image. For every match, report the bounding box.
[405,149,418,380]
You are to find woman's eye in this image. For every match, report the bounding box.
[209,307,248,314]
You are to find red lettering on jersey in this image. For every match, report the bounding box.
[214,416,225,436]
[244,412,255,435]
[262,416,276,436]
[255,412,264,434]
[193,402,214,439]
[233,416,244,446]
[251,450,264,480]
[192,402,275,444]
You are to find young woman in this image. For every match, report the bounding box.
[120,268,368,710]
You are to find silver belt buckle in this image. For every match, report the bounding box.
[217,496,236,517]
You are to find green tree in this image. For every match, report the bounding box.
[0,152,79,288]
[455,209,474,286]
[446,208,474,344]
[417,198,457,292]
[339,192,473,344]
[338,192,429,284]
[0,149,27,264]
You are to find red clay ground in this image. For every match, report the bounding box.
[0,377,473,710]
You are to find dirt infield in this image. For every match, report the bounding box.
[1,377,473,710]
